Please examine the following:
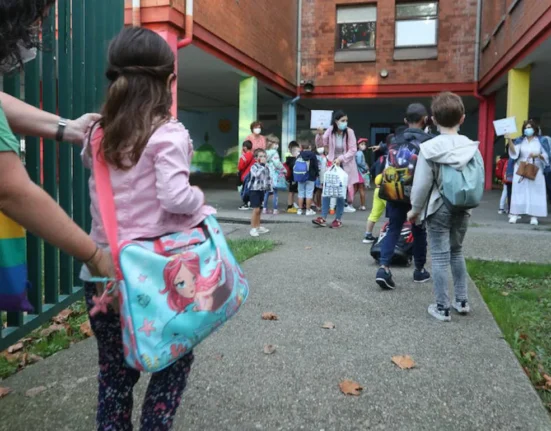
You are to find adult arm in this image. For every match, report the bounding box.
[0,92,99,144]
[0,152,112,275]
[507,135,520,159]
[315,128,330,149]
[154,127,204,215]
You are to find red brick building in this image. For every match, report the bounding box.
[127,0,551,186]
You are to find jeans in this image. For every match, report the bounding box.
[321,196,344,219]
[426,205,469,309]
[379,201,427,269]
[263,189,278,209]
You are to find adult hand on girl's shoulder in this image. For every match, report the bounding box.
[64,113,102,144]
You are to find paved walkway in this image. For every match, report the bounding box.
[0,189,550,430]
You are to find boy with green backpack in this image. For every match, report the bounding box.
[407,92,484,322]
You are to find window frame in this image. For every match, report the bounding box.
[335,4,378,53]
[394,1,439,49]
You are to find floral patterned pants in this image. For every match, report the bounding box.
[84,283,194,430]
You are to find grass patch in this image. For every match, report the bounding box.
[0,238,275,380]
[467,259,551,412]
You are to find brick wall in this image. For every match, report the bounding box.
[194,0,298,86]
[480,0,551,82]
[301,0,478,87]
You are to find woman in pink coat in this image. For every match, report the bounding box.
[312,110,360,228]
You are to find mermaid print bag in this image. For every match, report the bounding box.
[89,129,249,373]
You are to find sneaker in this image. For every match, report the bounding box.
[363,233,376,244]
[509,215,518,224]
[306,209,316,216]
[257,226,270,234]
[428,304,451,322]
[413,268,431,283]
[330,219,343,229]
[273,209,279,215]
[238,204,250,211]
[293,203,299,209]
[312,217,327,227]
[287,207,297,214]
[531,217,539,226]
[359,206,367,211]
[297,209,303,215]
[262,208,268,215]
[376,267,395,290]
[344,205,356,213]
[452,299,471,314]
[498,209,506,215]
[250,228,259,237]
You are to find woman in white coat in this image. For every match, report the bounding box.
[507,119,548,225]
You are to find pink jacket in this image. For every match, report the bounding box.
[315,126,360,187]
[82,119,215,244]
[246,133,266,151]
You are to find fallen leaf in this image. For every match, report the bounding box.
[40,324,67,338]
[20,338,32,344]
[339,379,363,396]
[322,322,336,329]
[0,387,12,399]
[25,386,47,398]
[519,333,529,340]
[80,321,94,337]
[24,354,43,365]
[392,355,416,370]
[263,344,276,355]
[543,374,551,387]
[53,309,73,324]
[7,342,24,354]
[304,246,312,250]
[214,354,224,361]
[501,292,510,296]
[261,312,279,321]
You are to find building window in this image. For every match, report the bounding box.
[335,5,377,63]
[395,2,438,48]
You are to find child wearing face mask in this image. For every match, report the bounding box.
[354,138,369,210]
[285,141,300,213]
[246,120,266,151]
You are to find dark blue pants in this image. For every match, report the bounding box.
[379,202,427,270]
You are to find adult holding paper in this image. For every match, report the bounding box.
[507,119,548,225]
[312,110,360,228]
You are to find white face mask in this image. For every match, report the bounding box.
[253,128,262,135]
[317,147,325,154]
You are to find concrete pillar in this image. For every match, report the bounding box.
[506,66,531,138]
[238,76,258,153]
[281,100,297,157]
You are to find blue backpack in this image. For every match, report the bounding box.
[293,157,310,183]
[240,172,251,200]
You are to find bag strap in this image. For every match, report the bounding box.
[89,127,123,281]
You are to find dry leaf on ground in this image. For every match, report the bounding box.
[261,312,279,321]
[40,324,67,338]
[80,321,94,337]
[392,355,416,370]
[322,322,336,329]
[0,387,12,399]
[339,379,363,396]
[263,344,276,355]
[25,386,47,398]
[7,342,24,354]
[53,309,73,324]
[543,374,551,387]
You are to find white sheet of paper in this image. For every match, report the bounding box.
[310,110,333,129]
[493,117,517,136]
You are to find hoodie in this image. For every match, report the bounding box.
[410,134,481,220]
[299,150,320,182]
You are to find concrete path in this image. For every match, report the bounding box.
[0,189,550,430]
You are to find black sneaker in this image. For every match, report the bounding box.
[363,233,376,244]
[413,268,431,283]
[376,267,395,290]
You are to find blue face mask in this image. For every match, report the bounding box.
[525,128,535,137]
[338,122,348,131]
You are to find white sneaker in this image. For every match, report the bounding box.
[531,217,539,226]
[257,226,270,234]
[250,228,259,237]
[305,209,316,216]
[498,209,506,215]
[344,206,356,213]
[297,209,303,215]
[509,215,518,224]
[360,206,367,211]
[452,299,471,314]
[293,203,299,209]
[428,304,451,322]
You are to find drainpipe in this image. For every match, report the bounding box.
[132,0,141,26]
[296,0,303,90]
[177,0,194,49]
[473,0,484,100]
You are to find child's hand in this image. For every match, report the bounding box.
[317,127,324,135]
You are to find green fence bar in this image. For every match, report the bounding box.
[58,0,74,296]
[42,11,60,305]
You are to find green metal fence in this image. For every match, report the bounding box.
[0,0,124,351]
